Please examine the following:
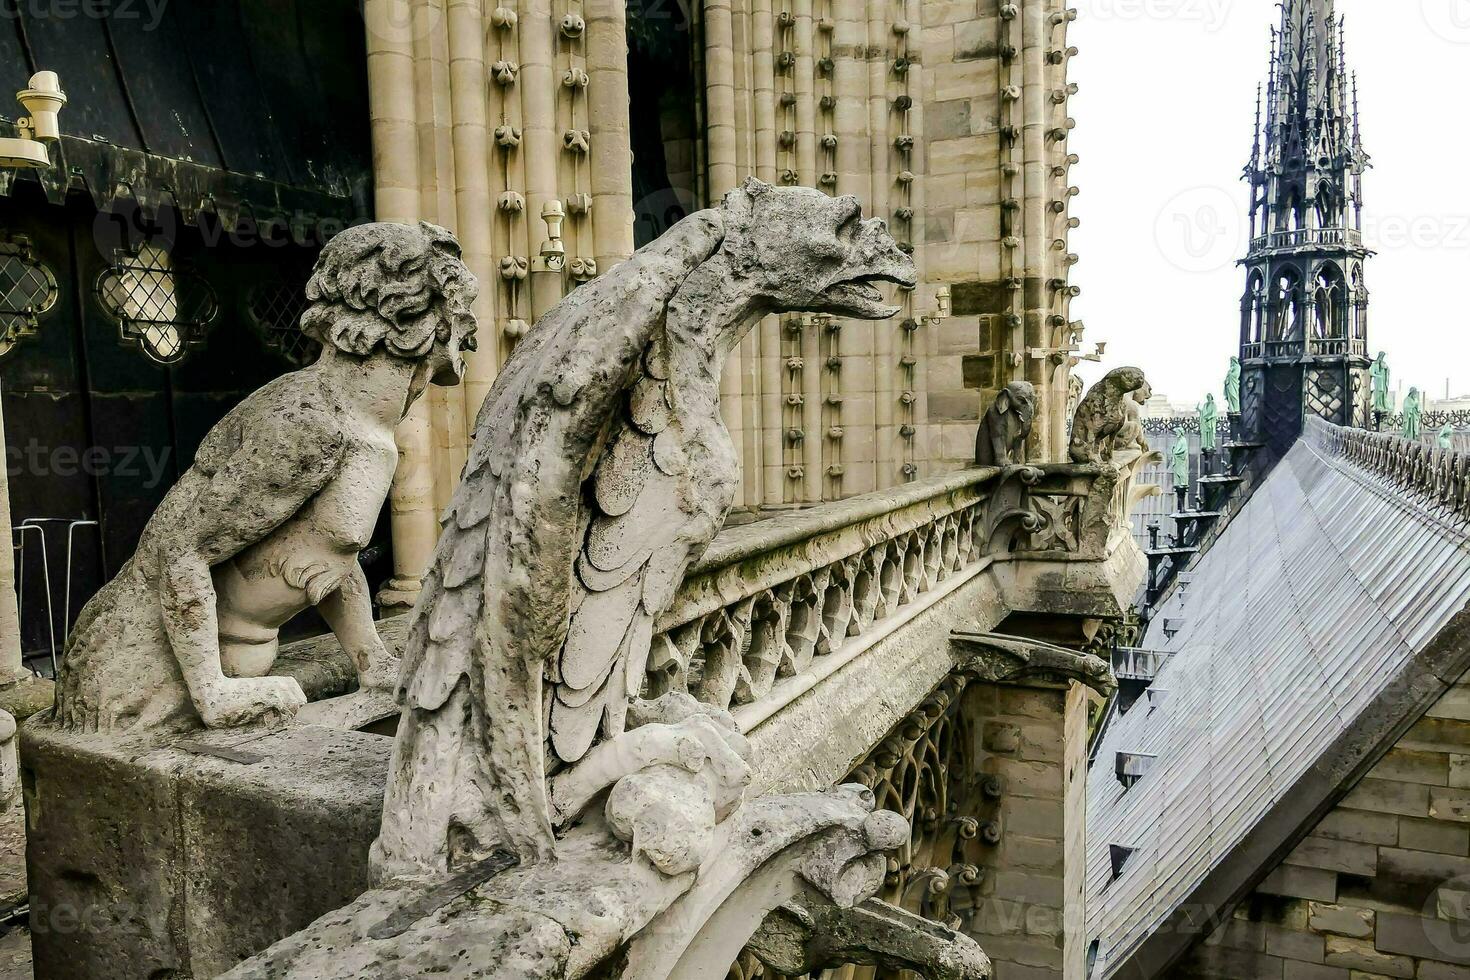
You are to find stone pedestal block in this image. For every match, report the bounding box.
[21,720,390,980]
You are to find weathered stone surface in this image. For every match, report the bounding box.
[223,786,910,980]
[1322,936,1414,977]
[746,896,990,979]
[1258,865,1340,903]
[1285,836,1379,878]
[974,381,1035,467]
[1376,911,1470,967]
[1309,902,1375,939]
[375,180,918,883]
[21,720,391,979]
[51,222,477,734]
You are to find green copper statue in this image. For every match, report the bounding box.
[1170,427,1190,512]
[1403,387,1423,441]
[1198,394,1219,453]
[1439,423,1455,451]
[1224,357,1241,415]
[1371,352,1390,417]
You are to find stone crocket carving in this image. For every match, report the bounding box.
[1069,366,1150,465]
[974,380,1036,467]
[52,222,477,732]
[371,178,918,880]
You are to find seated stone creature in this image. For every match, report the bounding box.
[51,222,478,733]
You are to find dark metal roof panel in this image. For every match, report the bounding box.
[0,0,370,226]
[1087,433,1470,979]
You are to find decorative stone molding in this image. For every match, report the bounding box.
[646,462,1121,728]
[949,632,1116,697]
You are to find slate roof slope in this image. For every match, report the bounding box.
[1086,422,1470,980]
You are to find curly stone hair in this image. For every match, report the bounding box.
[300,220,478,358]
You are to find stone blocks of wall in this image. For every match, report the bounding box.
[963,679,1089,980]
[1171,670,1470,980]
[20,722,389,980]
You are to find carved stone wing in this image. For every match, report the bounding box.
[385,210,727,865]
[549,366,706,763]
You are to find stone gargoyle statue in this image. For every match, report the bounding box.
[220,182,987,979]
[974,380,1036,467]
[372,176,918,879]
[1068,366,1162,542]
[52,222,477,732]
[1068,365,1150,465]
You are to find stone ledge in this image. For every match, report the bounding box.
[21,721,390,980]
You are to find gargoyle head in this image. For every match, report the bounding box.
[301,220,479,388]
[1107,366,1148,400]
[995,381,1037,426]
[719,178,918,320]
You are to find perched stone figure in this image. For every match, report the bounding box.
[974,380,1036,466]
[1440,424,1455,451]
[1065,372,1087,441]
[371,178,918,881]
[1170,427,1190,512]
[1068,366,1150,465]
[1403,386,1423,441]
[1371,351,1391,417]
[1170,428,1190,489]
[1113,372,1153,457]
[1198,393,1219,453]
[1224,356,1241,414]
[53,222,477,732]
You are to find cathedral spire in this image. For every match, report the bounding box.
[1237,0,1374,450]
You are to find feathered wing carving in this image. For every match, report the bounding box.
[372,210,728,880]
[552,368,684,761]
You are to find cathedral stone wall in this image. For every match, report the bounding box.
[961,680,1090,980]
[362,0,1081,602]
[1169,666,1470,980]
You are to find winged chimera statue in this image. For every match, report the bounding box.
[371,178,918,881]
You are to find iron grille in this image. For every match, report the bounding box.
[245,274,318,368]
[0,234,58,358]
[96,244,218,365]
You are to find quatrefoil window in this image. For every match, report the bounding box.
[0,235,58,359]
[245,274,318,368]
[97,244,218,364]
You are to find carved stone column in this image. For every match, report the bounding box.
[364,0,635,609]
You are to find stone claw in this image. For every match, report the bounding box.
[197,675,307,730]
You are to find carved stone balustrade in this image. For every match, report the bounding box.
[1308,415,1470,520]
[644,463,1141,795]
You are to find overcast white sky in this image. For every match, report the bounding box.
[1069,0,1470,407]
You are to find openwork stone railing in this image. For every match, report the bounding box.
[1376,409,1470,431]
[1112,646,1170,682]
[1309,415,1470,518]
[1249,227,1363,252]
[1141,417,1230,436]
[646,464,1117,723]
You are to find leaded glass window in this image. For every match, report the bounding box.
[97,244,217,364]
[0,234,58,358]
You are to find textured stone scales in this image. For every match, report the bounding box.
[372,178,918,880]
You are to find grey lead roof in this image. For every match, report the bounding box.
[1086,430,1470,979]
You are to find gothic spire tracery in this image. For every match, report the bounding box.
[1238,0,1374,446]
